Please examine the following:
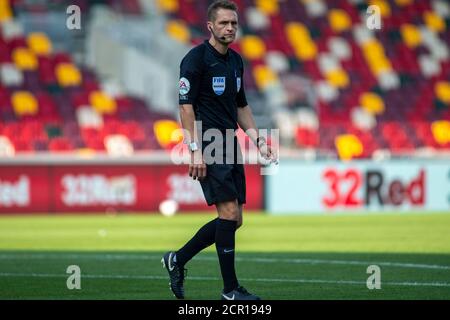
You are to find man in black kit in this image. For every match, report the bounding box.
[162,0,277,301]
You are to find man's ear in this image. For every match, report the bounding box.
[207,22,212,32]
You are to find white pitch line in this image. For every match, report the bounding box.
[0,253,449,270]
[237,257,450,271]
[0,272,449,288]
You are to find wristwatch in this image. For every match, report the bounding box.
[188,142,199,152]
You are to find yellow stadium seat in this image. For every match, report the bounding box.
[153,120,183,149]
[424,11,446,33]
[166,20,190,44]
[431,120,450,145]
[328,9,352,33]
[360,92,385,115]
[294,41,318,61]
[27,32,52,56]
[77,148,96,156]
[369,57,392,76]
[253,64,278,90]
[362,40,385,60]
[0,0,12,22]
[435,81,450,104]
[12,48,38,71]
[89,91,117,114]
[395,0,413,6]
[369,0,391,18]
[55,63,82,87]
[335,134,363,161]
[285,22,311,49]
[156,0,178,13]
[401,24,422,48]
[256,0,278,16]
[326,69,349,89]
[11,91,39,117]
[362,40,393,76]
[240,35,266,60]
[285,23,318,61]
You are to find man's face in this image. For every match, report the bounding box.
[208,8,238,45]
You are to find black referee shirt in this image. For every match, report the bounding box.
[178,40,248,132]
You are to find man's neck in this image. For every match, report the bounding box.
[208,37,228,55]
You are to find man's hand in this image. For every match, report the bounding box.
[258,139,278,164]
[189,150,207,180]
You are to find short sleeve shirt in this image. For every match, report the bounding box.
[179,40,248,131]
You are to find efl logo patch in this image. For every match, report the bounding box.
[236,77,241,92]
[212,77,226,95]
[179,77,190,95]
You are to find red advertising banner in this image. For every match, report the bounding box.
[0,166,50,213]
[0,164,263,213]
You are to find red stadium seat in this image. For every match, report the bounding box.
[48,137,73,152]
[295,127,319,148]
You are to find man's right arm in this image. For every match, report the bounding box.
[179,50,202,144]
[180,104,206,180]
[179,104,197,144]
[178,48,206,179]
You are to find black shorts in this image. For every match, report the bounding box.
[200,163,246,206]
[199,132,246,206]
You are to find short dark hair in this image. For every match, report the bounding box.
[207,0,238,22]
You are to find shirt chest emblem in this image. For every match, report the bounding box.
[236,77,241,92]
[212,77,226,95]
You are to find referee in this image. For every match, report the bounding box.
[162,0,276,300]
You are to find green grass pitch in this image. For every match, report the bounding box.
[0,212,449,300]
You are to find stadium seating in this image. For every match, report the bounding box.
[160,0,450,158]
[1,0,449,158]
[0,0,181,155]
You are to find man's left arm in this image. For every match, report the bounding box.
[235,56,276,162]
[237,105,258,145]
[237,106,277,162]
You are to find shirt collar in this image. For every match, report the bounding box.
[204,40,229,60]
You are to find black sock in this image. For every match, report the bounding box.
[175,218,218,267]
[215,218,238,293]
